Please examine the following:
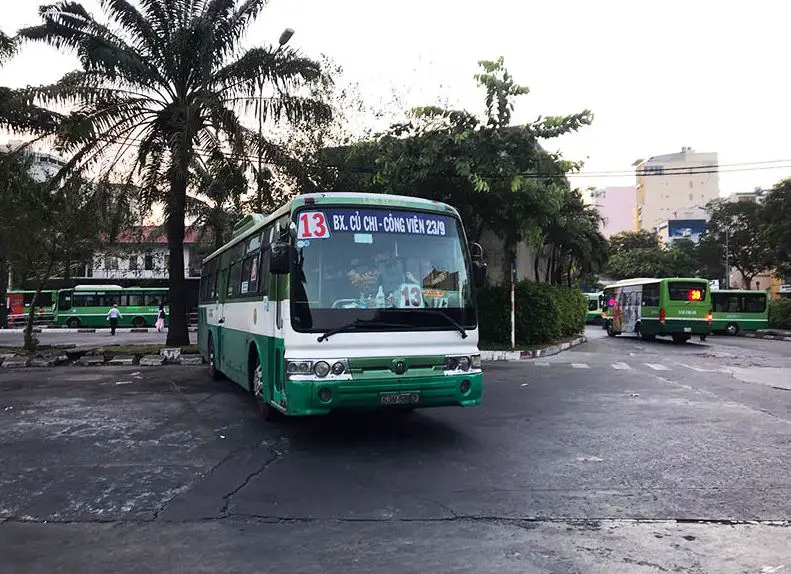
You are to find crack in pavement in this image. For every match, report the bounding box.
[218,436,290,516]
[2,514,789,527]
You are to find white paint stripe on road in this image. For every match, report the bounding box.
[533,362,550,367]
[571,363,590,369]
[645,363,670,371]
[612,362,631,370]
[680,363,721,373]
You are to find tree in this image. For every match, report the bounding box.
[761,179,791,278]
[704,200,772,288]
[608,230,661,254]
[331,57,593,281]
[20,1,330,345]
[0,151,116,349]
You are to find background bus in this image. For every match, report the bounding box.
[602,277,712,343]
[5,290,55,327]
[53,285,169,328]
[711,289,768,334]
[198,192,487,419]
[584,292,603,324]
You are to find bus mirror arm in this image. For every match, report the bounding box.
[270,239,291,275]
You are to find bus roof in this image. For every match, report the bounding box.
[711,289,767,294]
[603,277,709,289]
[71,285,168,291]
[201,192,462,265]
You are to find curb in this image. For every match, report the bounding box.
[480,335,587,362]
[0,327,198,334]
[737,332,791,342]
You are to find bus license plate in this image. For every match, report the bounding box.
[684,327,692,333]
[380,392,420,406]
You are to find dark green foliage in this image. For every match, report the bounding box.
[477,281,585,346]
[769,299,791,330]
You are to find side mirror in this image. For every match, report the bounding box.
[270,239,291,275]
[288,221,298,239]
[469,242,487,288]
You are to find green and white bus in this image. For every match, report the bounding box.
[601,277,712,343]
[711,289,769,334]
[584,292,603,324]
[53,285,169,328]
[198,192,487,419]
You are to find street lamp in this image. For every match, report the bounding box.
[256,28,295,212]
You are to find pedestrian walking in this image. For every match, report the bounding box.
[106,304,122,336]
[155,304,166,332]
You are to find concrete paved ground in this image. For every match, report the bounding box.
[0,329,197,349]
[0,326,789,573]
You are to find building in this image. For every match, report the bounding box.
[1,140,66,182]
[82,226,203,280]
[656,216,708,244]
[634,147,719,232]
[589,186,636,238]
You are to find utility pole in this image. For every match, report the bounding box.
[256,28,294,212]
[724,226,730,289]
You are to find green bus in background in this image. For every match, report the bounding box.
[602,277,712,343]
[198,192,488,420]
[584,292,603,324]
[53,285,169,328]
[710,289,769,335]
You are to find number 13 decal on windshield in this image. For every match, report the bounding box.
[297,212,330,239]
[399,284,424,308]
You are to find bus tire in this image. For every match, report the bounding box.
[672,334,689,344]
[66,317,81,329]
[132,316,146,328]
[606,321,616,337]
[208,335,222,380]
[726,323,739,335]
[250,349,278,421]
[641,333,656,341]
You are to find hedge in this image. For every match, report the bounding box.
[769,299,791,330]
[477,281,586,346]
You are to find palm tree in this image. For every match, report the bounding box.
[20,1,330,345]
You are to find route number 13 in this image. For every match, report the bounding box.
[298,212,330,239]
[399,284,424,308]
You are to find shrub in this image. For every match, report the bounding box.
[769,299,791,330]
[476,281,586,346]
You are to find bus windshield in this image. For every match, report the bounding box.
[290,207,475,332]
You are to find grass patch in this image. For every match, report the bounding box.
[0,344,76,356]
[94,344,199,356]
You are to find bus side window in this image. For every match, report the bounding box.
[258,249,271,296]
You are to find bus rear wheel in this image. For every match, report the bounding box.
[66,317,80,329]
[251,354,278,421]
[641,333,656,341]
[132,316,146,328]
[208,336,222,380]
[672,334,690,344]
[606,321,617,337]
[726,323,739,335]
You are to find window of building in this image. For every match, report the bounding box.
[144,254,154,270]
[105,255,118,270]
[689,181,694,189]
[129,256,138,271]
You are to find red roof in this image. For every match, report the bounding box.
[108,226,202,245]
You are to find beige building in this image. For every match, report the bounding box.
[634,147,720,232]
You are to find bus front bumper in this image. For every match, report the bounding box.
[280,372,484,416]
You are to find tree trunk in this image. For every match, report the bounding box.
[166,171,191,347]
[533,247,541,282]
[0,258,8,329]
[544,246,553,283]
[23,264,53,351]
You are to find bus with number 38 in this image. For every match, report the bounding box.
[198,192,488,420]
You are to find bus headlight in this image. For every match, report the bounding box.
[471,354,481,369]
[313,361,330,377]
[457,356,471,371]
[287,360,313,374]
[331,361,346,375]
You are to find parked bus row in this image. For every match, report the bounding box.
[3,286,170,328]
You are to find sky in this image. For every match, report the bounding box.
[2,0,791,197]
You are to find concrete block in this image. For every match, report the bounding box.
[160,347,182,361]
[30,356,58,367]
[2,357,29,368]
[0,353,16,363]
[179,354,204,366]
[109,355,135,366]
[79,355,105,366]
[139,355,165,367]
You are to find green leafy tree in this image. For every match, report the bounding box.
[761,179,791,277]
[608,230,661,254]
[693,233,726,283]
[20,1,330,345]
[331,57,593,281]
[705,200,772,288]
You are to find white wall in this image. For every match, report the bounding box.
[87,245,199,279]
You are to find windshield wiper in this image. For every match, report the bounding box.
[317,319,413,343]
[423,309,468,339]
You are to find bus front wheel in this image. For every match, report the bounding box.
[726,323,739,335]
[606,321,617,337]
[66,317,80,329]
[672,334,690,344]
[132,316,146,328]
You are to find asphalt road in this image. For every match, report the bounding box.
[0,327,789,573]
